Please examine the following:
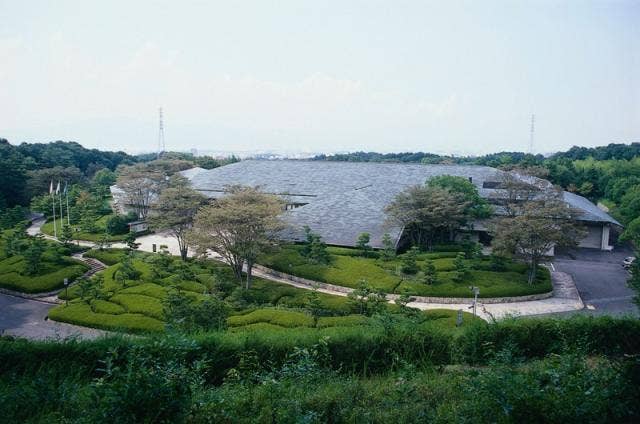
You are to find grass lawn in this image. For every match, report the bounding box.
[49,248,481,334]
[83,248,129,265]
[40,214,129,242]
[259,244,552,298]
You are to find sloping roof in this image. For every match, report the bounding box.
[183,160,621,248]
[563,191,622,226]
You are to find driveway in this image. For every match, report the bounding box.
[553,247,638,317]
[0,293,106,340]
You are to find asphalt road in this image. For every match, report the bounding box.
[553,247,639,317]
[0,293,105,340]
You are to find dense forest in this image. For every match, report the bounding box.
[0,139,237,213]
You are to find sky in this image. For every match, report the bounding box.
[0,0,638,156]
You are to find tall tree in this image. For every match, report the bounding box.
[148,175,206,261]
[427,175,492,219]
[190,186,283,289]
[489,197,585,284]
[385,185,469,249]
[116,163,168,219]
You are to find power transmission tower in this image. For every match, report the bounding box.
[157,107,165,159]
[528,113,535,154]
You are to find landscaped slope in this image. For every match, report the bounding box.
[48,248,479,334]
[258,245,552,298]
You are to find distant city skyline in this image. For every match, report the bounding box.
[1,1,638,155]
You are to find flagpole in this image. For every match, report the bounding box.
[65,182,70,225]
[50,180,57,239]
[59,181,64,228]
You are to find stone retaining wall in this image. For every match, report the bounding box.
[253,264,554,304]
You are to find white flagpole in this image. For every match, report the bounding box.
[58,181,63,228]
[65,182,70,225]
[50,180,57,238]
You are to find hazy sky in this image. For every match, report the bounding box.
[1,1,638,155]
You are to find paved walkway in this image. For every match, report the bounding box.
[25,219,586,323]
[0,293,107,340]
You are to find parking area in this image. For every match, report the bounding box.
[553,247,638,317]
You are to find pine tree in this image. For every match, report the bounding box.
[421,259,437,284]
[379,233,396,261]
[400,246,420,274]
[60,224,73,246]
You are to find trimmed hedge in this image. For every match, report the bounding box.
[227,308,315,328]
[83,248,128,266]
[47,303,164,333]
[109,294,164,320]
[0,256,89,293]
[3,316,638,384]
[259,245,552,298]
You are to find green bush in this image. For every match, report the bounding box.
[48,303,164,333]
[92,300,126,315]
[0,258,88,293]
[317,314,371,328]
[260,244,549,298]
[110,294,164,320]
[227,308,315,328]
[83,248,128,266]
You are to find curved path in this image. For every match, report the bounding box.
[22,218,585,326]
[0,293,106,340]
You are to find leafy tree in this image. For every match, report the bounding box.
[490,196,586,284]
[421,259,437,285]
[96,232,112,250]
[347,279,387,316]
[105,213,136,235]
[2,229,27,257]
[124,232,139,251]
[492,171,544,217]
[91,168,117,187]
[116,254,141,286]
[355,232,372,257]
[453,253,469,282]
[400,246,420,275]
[149,175,206,261]
[395,292,417,315]
[461,238,482,259]
[306,286,324,327]
[385,185,469,250]
[60,224,73,246]
[301,226,330,265]
[25,166,84,200]
[163,291,228,332]
[115,163,169,219]
[190,186,283,288]
[24,234,46,275]
[427,175,492,219]
[627,254,640,307]
[0,206,27,230]
[76,277,95,304]
[0,139,28,207]
[379,233,396,261]
[618,186,640,225]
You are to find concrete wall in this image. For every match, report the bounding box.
[579,224,603,249]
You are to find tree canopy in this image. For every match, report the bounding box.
[189,186,284,288]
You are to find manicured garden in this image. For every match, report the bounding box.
[258,244,552,298]
[0,230,89,293]
[49,248,480,334]
[40,213,130,242]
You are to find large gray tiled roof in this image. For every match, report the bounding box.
[181,160,620,248]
